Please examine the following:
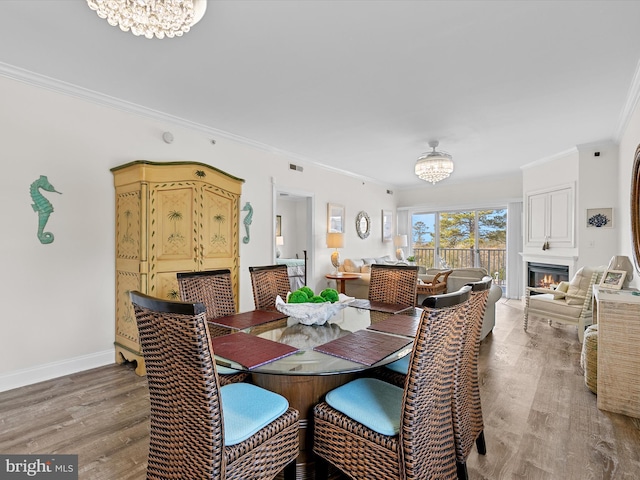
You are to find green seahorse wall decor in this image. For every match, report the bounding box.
[242,202,253,244]
[30,175,61,244]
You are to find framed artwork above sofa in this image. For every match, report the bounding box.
[382,210,393,242]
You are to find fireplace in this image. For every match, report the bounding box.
[527,262,569,291]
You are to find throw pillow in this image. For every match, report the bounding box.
[362,258,377,265]
[566,267,594,305]
[553,281,570,300]
[360,265,371,274]
[343,258,364,273]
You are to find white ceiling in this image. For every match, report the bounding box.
[2,1,640,188]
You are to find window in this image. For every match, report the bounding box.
[411,208,507,286]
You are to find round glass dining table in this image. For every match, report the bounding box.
[212,304,421,480]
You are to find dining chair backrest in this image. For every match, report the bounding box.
[401,285,472,478]
[452,276,492,476]
[177,269,237,319]
[129,291,224,478]
[249,264,291,310]
[369,263,419,307]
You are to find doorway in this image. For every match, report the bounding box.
[273,187,314,286]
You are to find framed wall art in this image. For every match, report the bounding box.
[586,208,613,228]
[328,203,345,233]
[276,215,282,236]
[382,209,393,242]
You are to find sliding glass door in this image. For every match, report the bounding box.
[411,208,507,286]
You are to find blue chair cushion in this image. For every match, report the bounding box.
[220,383,289,446]
[217,365,243,375]
[385,355,409,374]
[325,377,403,436]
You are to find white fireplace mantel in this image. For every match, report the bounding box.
[520,252,579,281]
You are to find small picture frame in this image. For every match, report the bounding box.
[328,203,345,233]
[276,215,282,236]
[586,208,613,228]
[382,210,393,242]
[599,269,626,290]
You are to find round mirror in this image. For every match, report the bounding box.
[631,143,640,273]
[355,211,371,239]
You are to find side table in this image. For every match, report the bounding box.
[593,286,640,418]
[325,273,361,294]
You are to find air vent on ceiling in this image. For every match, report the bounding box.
[289,163,303,172]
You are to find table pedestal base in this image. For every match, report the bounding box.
[252,372,357,480]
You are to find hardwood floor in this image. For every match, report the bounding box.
[1,299,639,479]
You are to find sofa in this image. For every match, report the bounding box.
[337,255,411,299]
[337,258,502,340]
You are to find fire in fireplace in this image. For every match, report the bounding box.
[528,262,569,291]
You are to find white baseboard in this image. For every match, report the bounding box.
[0,349,114,393]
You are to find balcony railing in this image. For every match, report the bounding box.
[412,246,507,284]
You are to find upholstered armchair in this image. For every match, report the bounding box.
[524,265,605,343]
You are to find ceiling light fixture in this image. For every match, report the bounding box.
[87,0,207,39]
[414,140,454,184]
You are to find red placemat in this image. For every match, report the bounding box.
[211,332,298,370]
[313,330,412,366]
[210,309,287,330]
[367,313,422,337]
[349,299,413,314]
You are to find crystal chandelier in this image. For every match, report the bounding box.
[87,0,207,39]
[414,140,454,184]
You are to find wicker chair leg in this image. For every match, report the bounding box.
[476,431,486,455]
[314,456,329,480]
[456,461,469,480]
[283,459,297,480]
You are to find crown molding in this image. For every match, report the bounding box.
[520,146,579,170]
[0,61,388,188]
[616,58,640,141]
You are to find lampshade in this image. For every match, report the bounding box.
[276,236,284,246]
[87,0,207,39]
[394,235,408,247]
[326,233,344,249]
[415,140,454,184]
[607,255,634,288]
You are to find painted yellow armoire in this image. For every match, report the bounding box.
[111,161,244,375]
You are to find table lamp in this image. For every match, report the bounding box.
[394,234,408,261]
[326,233,344,275]
[607,255,633,289]
[276,235,284,258]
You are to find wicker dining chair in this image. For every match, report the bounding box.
[452,276,492,480]
[368,263,420,308]
[313,286,472,480]
[370,277,493,480]
[129,291,299,480]
[249,264,292,310]
[177,269,249,386]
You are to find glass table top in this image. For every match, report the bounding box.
[214,305,421,376]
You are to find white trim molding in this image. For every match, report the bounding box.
[0,349,114,393]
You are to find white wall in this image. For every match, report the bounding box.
[397,172,523,209]
[617,91,640,289]
[521,143,620,274]
[0,75,396,391]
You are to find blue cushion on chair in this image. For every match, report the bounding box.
[325,377,403,436]
[220,383,289,446]
[385,355,409,374]
[217,365,243,375]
